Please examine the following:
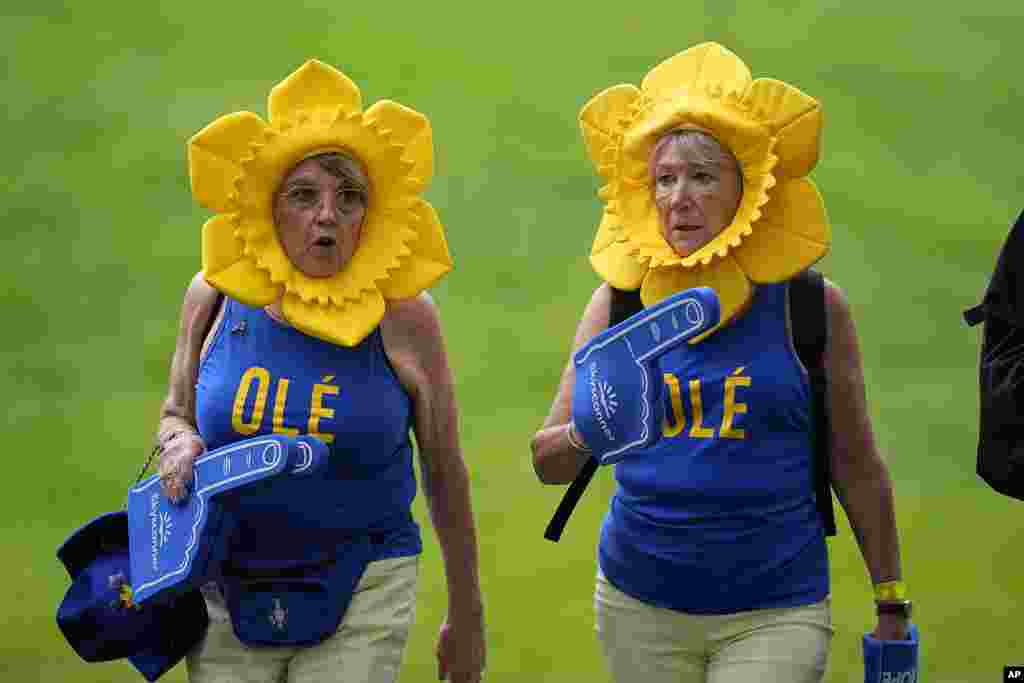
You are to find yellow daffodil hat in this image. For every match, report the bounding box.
[581,42,830,337]
[189,59,452,346]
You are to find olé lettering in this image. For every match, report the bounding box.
[232,367,339,444]
[662,367,751,440]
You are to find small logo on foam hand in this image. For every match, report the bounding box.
[269,598,288,631]
[598,380,619,418]
[157,511,174,548]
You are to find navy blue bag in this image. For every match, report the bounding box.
[219,535,376,647]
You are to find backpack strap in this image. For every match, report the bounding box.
[789,269,837,537]
[544,287,644,541]
[963,304,985,327]
[609,287,644,328]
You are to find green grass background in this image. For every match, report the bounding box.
[5,1,1022,680]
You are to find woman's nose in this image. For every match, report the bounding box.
[316,192,338,223]
[668,181,694,208]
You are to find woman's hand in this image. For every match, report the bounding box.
[158,432,205,503]
[436,617,486,682]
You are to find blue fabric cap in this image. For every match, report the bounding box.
[863,623,920,683]
[572,286,720,464]
[55,510,208,681]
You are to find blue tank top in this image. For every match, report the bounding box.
[599,282,829,614]
[196,298,421,567]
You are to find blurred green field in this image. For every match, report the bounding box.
[4,1,1022,681]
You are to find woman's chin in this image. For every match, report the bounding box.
[669,238,705,258]
[666,228,716,258]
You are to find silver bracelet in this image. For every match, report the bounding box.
[566,422,592,454]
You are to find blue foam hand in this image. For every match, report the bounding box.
[863,624,920,683]
[127,435,329,605]
[571,287,720,465]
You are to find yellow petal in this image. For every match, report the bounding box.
[268,60,362,125]
[615,182,675,265]
[202,215,280,306]
[378,200,453,299]
[591,238,647,291]
[641,256,752,342]
[202,214,244,274]
[743,79,822,178]
[640,42,751,101]
[591,209,621,253]
[330,203,416,304]
[732,178,830,283]
[282,289,385,347]
[189,112,268,212]
[236,214,295,287]
[363,100,433,193]
[579,84,640,178]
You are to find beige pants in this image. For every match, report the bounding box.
[187,556,418,683]
[595,570,833,683]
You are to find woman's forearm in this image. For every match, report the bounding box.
[832,456,903,585]
[425,452,483,623]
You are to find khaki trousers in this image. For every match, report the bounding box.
[187,556,418,683]
[595,570,832,683]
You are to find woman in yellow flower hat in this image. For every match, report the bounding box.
[154,60,484,683]
[531,43,909,682]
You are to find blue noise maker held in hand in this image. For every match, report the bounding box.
[863,624,920,683]
[544,286,720,542]
[127,434,328,605]
[56,434,328,681]
[571,286,720,465]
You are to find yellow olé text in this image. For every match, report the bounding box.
[231,367,338,443]
[662,367,750,440]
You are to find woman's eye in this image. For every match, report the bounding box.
[656,174,675,188]
[289,188,318,205]
[693,171,715,183]
[337,189,364,208]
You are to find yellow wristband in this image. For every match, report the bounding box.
[874,580,908,602]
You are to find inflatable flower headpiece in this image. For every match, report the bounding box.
[189,59,452,346]
[581,42,830,337]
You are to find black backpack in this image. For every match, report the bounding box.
[963,209,1024,502]
[545,269,836,540]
